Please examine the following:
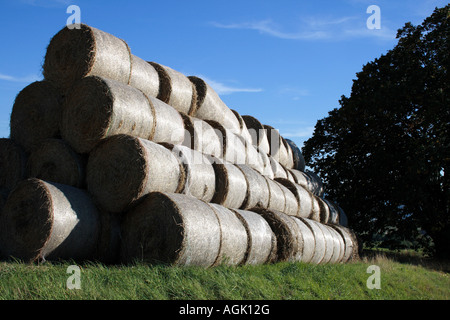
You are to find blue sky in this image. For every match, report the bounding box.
[0,0,447,150]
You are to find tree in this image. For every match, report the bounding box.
[302,5,449,257]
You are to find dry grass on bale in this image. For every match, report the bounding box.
[86,134,185,213]
[0,138,27,192]
[150,62,197,115]
[9,80,64,154]
[0,178,100,263]
[236,164,270,210]
[241,115,270,155]
[189,76,241,135]
[252,208,303,263]
[61,76,154,154]
[211,162,248,209]
[120,192,221,267]
[162,143,216,203]
[230,208,277,265]
[208,203,248,266]
[27,138,87,188]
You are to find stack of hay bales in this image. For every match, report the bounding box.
[0,23,358,266]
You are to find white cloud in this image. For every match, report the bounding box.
[196,75,263,95]
[211,14,397,42]
[0,73,42,83]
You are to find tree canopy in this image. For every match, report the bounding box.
[302,5,449,257]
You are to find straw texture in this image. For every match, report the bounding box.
[0,138,27,192]
[9,80,64,153]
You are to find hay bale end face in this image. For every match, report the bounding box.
[61,76,154,154]
[120,192,221,266]
[27,138,86,188]
[9,80,63,154]
[252,208,302,263]
[0,179,100,262]
[44,24,132,90]
[0,138,27,192]
[231,209,277,265]
[87,134,184,213]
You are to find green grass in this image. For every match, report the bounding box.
[0,250,448,300]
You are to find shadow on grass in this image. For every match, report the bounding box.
[361,248,450,273]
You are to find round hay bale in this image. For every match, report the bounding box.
[264,176,286,213]
[188,76,241,135]
[180,114,222,158]
[327,225,345,263]
[208,203,248,266]
[149,95,185,145]
[299,218,326,264]
[323,199,340,225]
[258,149,274,179]
[284,166,297,184]
[244,141,265,174]
[96,210,122,264]
[278,181,300,216]
[0,178,100,262]
[9,80,64,153]
[287,168,309,189]
[211,162,248,209]
[163,143,216,203]
[120,192,221,266]
[150,62,197,115]
[0,190,8,214]
[252,208,302,263]
[27,139,86,188]
[281,137,294,169]
[230,109,253,144]
[129,56,160,98]
[61,76,154,154]
[236,164,270,210]
[0,138,27,192]
[305,171,325,197]
[263,125,286,165]
[291,217,315,263]
[317,197,331,224]
[275,178,313,219]
[206,120,247,165]
[231,209,277,265]
[316,223,335,264]
[86,134,185,213]
[330,225,355,263]
[43,24,132,90]
[270,157,288,180]
[241,115,270,154]
[285,139,306,172]
[310,195,321,222]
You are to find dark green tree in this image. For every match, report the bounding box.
[302,5,449,257]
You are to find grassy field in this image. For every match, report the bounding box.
[0,249,448,300]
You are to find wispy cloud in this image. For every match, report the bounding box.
[281,126,315,138]
[197,75,263,95]
[279,87,310,101]
[211,20,329,40]
[0,72,42,83]
[211,14,397,41]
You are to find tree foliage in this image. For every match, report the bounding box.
[302,6,449,257]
